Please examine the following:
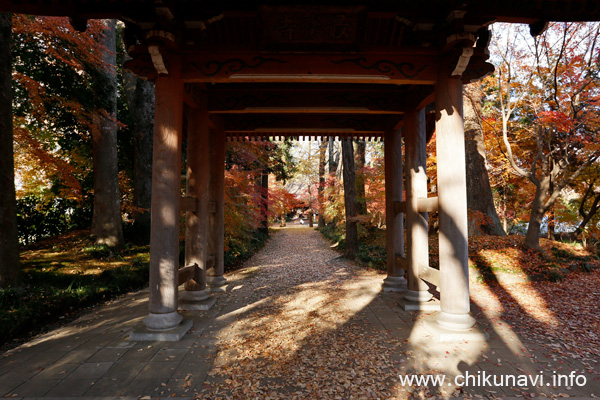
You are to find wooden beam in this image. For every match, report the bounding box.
[206,122,227,288]
[435,60,474,329]
[178,53,438,84]
[417,197,438,213]
[404,108,433,302]
[420,266,440,287]
[384,129,405,291]
[146,55,184,330]
[396,255,408,271]
[183,98,211,295]
[206,84,426,114]
[178,263,200,286]
[222,114,396,133]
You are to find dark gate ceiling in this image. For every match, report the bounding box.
[3,1,600,138]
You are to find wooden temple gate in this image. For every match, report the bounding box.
[3,0,600,340]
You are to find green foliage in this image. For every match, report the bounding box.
[224,230,269,271]
[16,194,91,245]
[318,224,386,270]
[0,261,148,345]
[82,244,113,259]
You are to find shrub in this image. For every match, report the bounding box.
[16,195,91,245]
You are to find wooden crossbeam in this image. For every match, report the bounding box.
[206,84,423,114]
[420,266,439,287]
[394,197,438,214]
[179,52,437,85]
[222,114,395,133]
[417,197,438,212]
[178,263,200,286]
[395,254,408,271]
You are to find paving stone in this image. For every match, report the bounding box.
[86,347,127,363]
[44,377,97,397]
[30,363,79,380]
[0,373,27,397]
[53,349,93,365]
[150,347,189,363]
[121,378,167,397]
[9,379,60,397]
[101,359,145,380]
[68,362,114,379]
[119,343,163,362]
[136,362,180,379]
[83,377,128,396]
[171,361,211,379]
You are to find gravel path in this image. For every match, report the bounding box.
[198,226,410,399]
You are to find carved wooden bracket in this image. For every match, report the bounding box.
[148,44,169,75]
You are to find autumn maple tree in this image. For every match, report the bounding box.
[485,22,600,251]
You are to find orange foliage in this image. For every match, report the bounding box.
[12,16,110,200]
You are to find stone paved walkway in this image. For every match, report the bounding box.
[1,226,598,399]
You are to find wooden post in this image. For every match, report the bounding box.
[435,63,475,330]
[404,108,433,304]
[144,57,186,331]
[383,129,406,292]
[181,98,210,304]
[207,121,227,289]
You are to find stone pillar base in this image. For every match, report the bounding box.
[437,310,476,331]
[130,318,192,342]
[423,314,487,343]
[143,311,183,331]
[178,296,216,311]
[400,292,440,311]
[180,289,210,302]
[207,275,228,291]
[382,275,407,292]
[404,289,433,303]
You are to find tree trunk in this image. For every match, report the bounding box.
[317,139,327,228]
[354,140,367,216]
[327,137,340,225]
[123,63,154,242]
[0,13,19,288]
[280,210,286,227]
[92,19,124,249]
[547,206,556,240]
[574,186,600,236]
[341,139,358,259]
[525,185,546,251]
[328,137,339,176]
[463,84,505,236]
[259,169,269,235]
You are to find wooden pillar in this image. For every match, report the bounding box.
[404,109,433,303]
[383,129,406,292]
[144,58,185,331]
[207,122,227,289]
[181,98,210,304]
[435,64,475,330]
